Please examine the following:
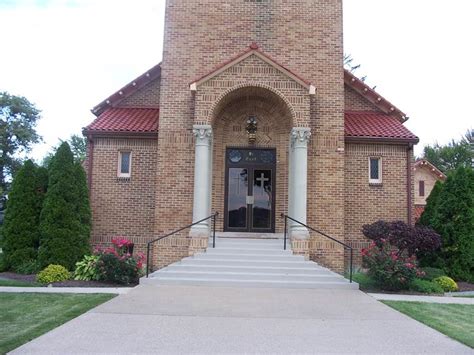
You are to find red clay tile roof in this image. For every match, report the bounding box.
[84,108,159,135]
[345,111,419,143]
[85,108,417,141]
[414,205,425,222]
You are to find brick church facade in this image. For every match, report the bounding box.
[83,0,418,272]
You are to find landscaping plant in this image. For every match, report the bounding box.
[361,240,423,291]
[95,237,144,285]
[74,255,100,281]
[37,264,70,284]
[421,166,474,282]
[2,160,47,272]
[419,267,446,281]
[409,278,444,294]
[38,142,91,270]
[362,220,441,257]
[433,276,458,292]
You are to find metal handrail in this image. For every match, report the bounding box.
[146,212,219,277]
[281,213,353,283]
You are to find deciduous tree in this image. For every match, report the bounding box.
[0,92,41,202]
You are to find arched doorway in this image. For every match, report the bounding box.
[211,86,294,233]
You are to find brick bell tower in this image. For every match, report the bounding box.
[154,0,345,271]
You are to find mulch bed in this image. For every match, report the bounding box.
[0,272,137,288]
[457,282,474,292]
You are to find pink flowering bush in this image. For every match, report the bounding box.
[362,240,424,291]
[94,237,145,285]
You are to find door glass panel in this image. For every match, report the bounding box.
[227,168,248,228]
[252,169,272,229]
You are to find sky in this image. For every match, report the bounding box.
[0,0,472,162]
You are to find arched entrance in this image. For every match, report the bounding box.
[211,86,294,233]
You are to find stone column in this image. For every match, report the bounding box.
[189,125,212,247]
[289,127,311,242]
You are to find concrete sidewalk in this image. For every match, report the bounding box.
[11,285,472,354]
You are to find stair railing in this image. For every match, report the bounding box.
[281,213,353,283]
[146,212,219,278]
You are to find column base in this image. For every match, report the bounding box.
[291,238,310,260]
[289,226,310,240]
[188,224,209,256]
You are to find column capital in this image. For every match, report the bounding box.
[291,127,311,148]
[193,125,213,146]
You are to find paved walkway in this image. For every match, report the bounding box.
[369,292,474,304]
[0,286,132,294]
[11,285,473,354]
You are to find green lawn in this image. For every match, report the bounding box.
[0,293,115,354]
[383,301,474,348]
[0,279,41,287]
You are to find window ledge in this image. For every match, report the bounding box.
[369,182,383,187]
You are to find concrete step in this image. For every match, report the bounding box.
[142,277,358,289]
[209,238,285,245]
[154,270,345,282]
[141,236,357,290]
[205,248,293,255]
[176,257,318,268]
[193,253,304,261]
[165,264,330,275]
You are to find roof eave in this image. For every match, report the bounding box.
[83,129,158,139]
[345,136,419,145]
[344,70,408,123]
[91,63,162,117]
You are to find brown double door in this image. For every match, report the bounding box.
[224,148,276,233]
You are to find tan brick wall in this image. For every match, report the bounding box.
[117,79,161,108]
[414,166,441,205]
[344,85,381,112]
[157,0,345,271]
[89,137,157,257]
[344,143,413,266]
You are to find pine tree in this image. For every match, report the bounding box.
[38,143,91,270]
[432,166,474,281]
[418,180,443,227]
[2,160,45,271]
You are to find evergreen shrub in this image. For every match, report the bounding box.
[433,276,458,292]
[2,160,45,270]
[409,278,444,294]
[37,264,70,284]
[38,143,91,270]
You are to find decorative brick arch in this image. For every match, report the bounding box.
[209,83,297,127]
[192,50,312,127]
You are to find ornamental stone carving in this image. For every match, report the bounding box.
[291,127,311,148]
[192,125,213,146]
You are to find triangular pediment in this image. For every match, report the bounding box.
[190,43,315,95]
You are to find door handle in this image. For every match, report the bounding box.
[246,196,254,205]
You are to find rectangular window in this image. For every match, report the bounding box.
[419,180,425,197]
[118,151,131,178]
[369,157,382,184]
